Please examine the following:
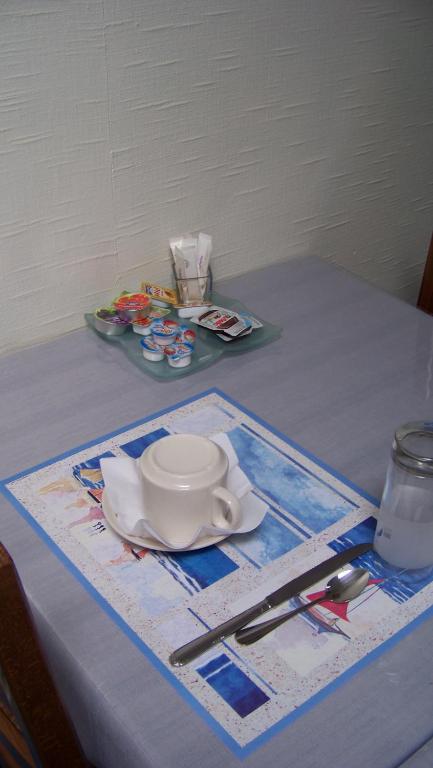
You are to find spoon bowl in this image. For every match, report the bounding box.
[325,567,370,602]
[235,566,370,645]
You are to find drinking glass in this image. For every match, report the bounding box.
[374,421,433,568]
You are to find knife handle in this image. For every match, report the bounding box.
[169,600,271,667]
[267,542,372,607]
[236,595,324,645]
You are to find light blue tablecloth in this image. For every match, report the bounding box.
[1,256,433,768]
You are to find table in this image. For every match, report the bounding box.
[1,256,433,768]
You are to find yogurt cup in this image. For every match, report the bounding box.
[140,337,165,361]
[164,342,193,368]
[151,319,178,347]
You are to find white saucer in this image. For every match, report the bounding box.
[102,494,228,552]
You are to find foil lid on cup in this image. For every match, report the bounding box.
[151,319,178,345]
[95,307,130,325]
[132,316,152,335]
[148,305,171,319]
[114,293,151,312]
[176,325,196,346]
[164,341,193,367]
[140,337,165,361]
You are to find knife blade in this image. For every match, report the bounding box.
[169,541,372,667]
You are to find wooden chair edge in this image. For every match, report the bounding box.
[417,232,433,315]
[0,542,94,768]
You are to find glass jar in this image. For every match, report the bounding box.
[373,421,433,569]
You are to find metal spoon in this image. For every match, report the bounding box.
[235,566,370,645]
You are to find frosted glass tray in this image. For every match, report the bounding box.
[85,291,281,381]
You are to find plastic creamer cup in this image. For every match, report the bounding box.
[176,325,196,347]
[140,338,165,361]
[132,317,152,335]
[164,342,193,368]
[151,319,178,347]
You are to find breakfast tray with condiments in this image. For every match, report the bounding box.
[85,291,282,381]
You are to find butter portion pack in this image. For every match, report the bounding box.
[140,281,178,307]
[191,305,263,341]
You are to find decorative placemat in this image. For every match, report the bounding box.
[2,389,433,757]
[85,291,281,380]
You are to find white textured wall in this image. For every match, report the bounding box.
[1,0,432,354]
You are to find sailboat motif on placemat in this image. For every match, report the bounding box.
[294,578,385,639]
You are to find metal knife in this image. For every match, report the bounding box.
[169,541,372,667]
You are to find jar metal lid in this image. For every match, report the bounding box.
[393,421,433,475]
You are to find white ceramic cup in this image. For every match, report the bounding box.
[138,434,241,548]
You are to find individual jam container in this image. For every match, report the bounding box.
[148,305,171,320]
[164,342,193,368]
[151,319,178,347]
[132,316,152,336]
[140,337,165,361]
[113,293,151,320]
[175,325,196,347]
[94,308,130,336]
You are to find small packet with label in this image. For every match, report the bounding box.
[140,281,178,307]
[191,306,252,338]
[216,326,253,342]
[220,313,263,339]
